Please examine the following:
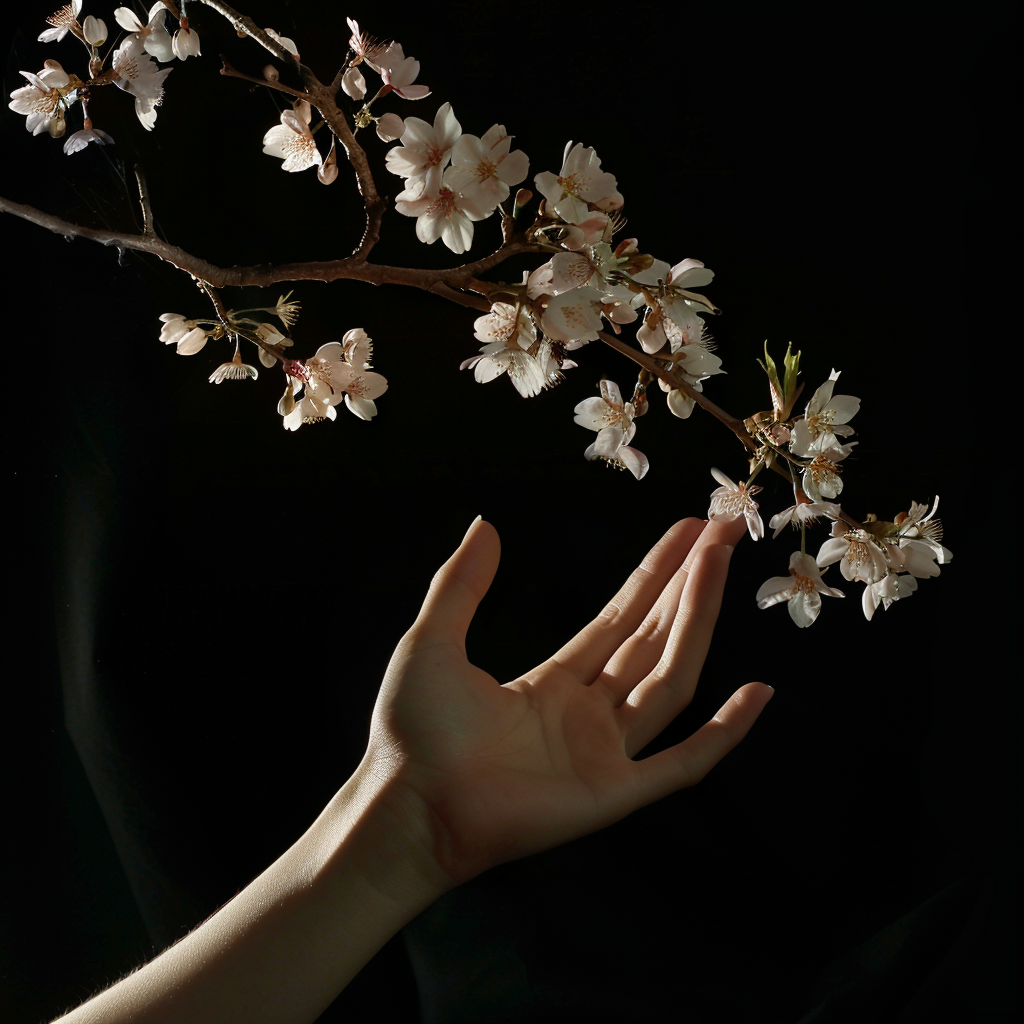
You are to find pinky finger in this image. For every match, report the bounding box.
[631,682,774,807]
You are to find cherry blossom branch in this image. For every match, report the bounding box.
[193,0,300,67]
[0,193,539,284]
[218,57,307,101]
[134,165,154,236]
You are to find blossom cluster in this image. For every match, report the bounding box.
[702,358,952,626]
[7,2,204,152]
[8,10,952,628]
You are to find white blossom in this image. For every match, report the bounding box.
[159,313,208,355]
[862,572,918,620]
[708,468,764,540]
[112,35,172,130]
[63,126,114,153]
[171,22,201,60]
[790,369,860,456]
[393,172,492,254]
[209,348,258,383]
[446,125,529,210]
[816,522,888,585]
[757,551,845,627]
[768,500,842,539]
[534,142,622,225]
[113,4,174,62]
[39,1,81,43]
[460,302,545,397]
[379,42,430,100]
[263,101,321,172]
[539,287,605,346]
[385,102,461,192]
[8,63,77,137]
[801,442,855,502]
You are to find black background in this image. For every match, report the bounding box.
[2,2,1014,1022]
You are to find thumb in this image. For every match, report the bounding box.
[415,517,500,649]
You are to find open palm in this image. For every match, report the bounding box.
[365,516,773,887]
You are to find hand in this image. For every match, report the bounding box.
[364,516,773,888]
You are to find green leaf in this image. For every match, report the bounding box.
[757,341,784,417]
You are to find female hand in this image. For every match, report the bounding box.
[364,515,774,888]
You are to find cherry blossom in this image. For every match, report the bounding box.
[896,497,952,573]
[284,341,387,423]
[708,468,764,540]
[862,572,918,621]
[584,422,649,479]
[171,21,201,60]
[379,42,430,100]
[393,172,491,253]
[111,35,172,130]
[539,287,605,346]
[209,347,258,383]
[756,551,845,627]
[63,125,113,154]
[535,142,622,225]
[385,102,461,192]
[446,125,529,209]
[8,63,78,137]
[263,101,322,172]
[790,369,860,456]
[159,313,208,355]
[816,522,888,585]
[253,322,293,368]
[460,302,546,397]
[39,1,81,43]
[113,4,174,62]
[768,499,841,539]
[346,17,389,72]
[801,441,854,502]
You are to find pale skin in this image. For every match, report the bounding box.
[54,515,772,1024]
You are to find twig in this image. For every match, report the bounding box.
[134,165,154,237]
[219,57,308,100]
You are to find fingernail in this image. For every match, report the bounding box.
[463,514,482,541]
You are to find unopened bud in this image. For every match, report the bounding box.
[83,15,107,45]
[318,140,338,185]
[48,115,66,138]
[263,64,280,81]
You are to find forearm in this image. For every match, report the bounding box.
[54,760,451,1024]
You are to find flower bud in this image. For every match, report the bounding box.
[48,115,66,138]
[83,15,107,45]
[318,140,338,184]
[263,64,280,81]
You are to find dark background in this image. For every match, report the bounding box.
[3,2,1014,1022]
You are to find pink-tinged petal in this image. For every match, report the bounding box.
[497,149,529,186]
[433,102,462,149]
